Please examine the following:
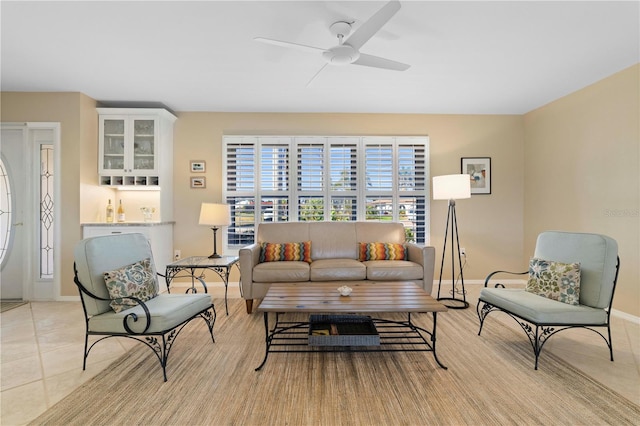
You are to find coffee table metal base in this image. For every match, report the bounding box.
[255,311,447,371]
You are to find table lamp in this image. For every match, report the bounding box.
[199,203,231,258]
[433,174,471,309]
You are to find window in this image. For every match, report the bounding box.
[0,158,11,267]
[40,144,54,278]
[223,136,430,251]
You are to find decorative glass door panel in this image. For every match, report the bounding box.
[133,119,155,171]
[102,119,126,171]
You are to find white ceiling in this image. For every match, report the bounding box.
[2,1,639,114]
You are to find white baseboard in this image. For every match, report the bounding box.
[434,279,526,286]
[611,309,640,324]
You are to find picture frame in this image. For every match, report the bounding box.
[190,160,206,173]
[190,176,206,189]
[461,157,491,195]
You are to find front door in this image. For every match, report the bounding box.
[0,127,26,299]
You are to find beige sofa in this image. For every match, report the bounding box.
[239,221,435,313]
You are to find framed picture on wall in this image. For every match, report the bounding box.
[461,157,491,195]
[190,177,206,189]
[190,160,206,173]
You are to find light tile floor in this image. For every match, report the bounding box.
[1,284,639,425]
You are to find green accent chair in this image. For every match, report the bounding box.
[74,233,216,381]
[477,231,620,369]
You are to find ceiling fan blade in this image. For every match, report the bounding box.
[254,37,326,54]
[306,63,329,87]
[352,53,410,71]
[344,0,401,50]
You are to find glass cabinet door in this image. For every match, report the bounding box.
[102,119,125,171]
[132,119,155,171]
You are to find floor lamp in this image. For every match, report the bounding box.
[199,203,231,258]
[433,174,471,309]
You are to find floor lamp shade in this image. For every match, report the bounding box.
[199,203,231,258]
[433,174,471,200]
[432,174,471,309]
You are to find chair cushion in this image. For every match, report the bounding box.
[534,231,618,309]
[74,233,158,317]
[480,288,607,325]
[310,259,366,281]
[526,257,581,306]
[104,258,159,313]
[253,261,310,282]
[260,241,312,263]
[359,242,406,261]
[364,260,423,281]
[88,294,212,334]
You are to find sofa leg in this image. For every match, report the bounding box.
[245,299,253,314]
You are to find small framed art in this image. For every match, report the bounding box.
[190,160,206,173]
[190,177,206,189]
[461,157,491,195]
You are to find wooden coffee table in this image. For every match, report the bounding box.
[255,281,448,370]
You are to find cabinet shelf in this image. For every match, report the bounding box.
[100,175,160,187]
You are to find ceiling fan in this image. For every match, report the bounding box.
[254,0,410,85]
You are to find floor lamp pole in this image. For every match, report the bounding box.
[436,199,469,309]
[208,226,221,259]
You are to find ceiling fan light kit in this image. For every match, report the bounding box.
[323,44,360,65]
[255,0,410,84]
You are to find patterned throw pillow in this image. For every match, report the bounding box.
[104,258,158,313]
[260,241,312,263]
[358,242,406,261]
[525,257,581,305]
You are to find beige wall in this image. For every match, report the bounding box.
[523,64,640,316]
[172,113,525,287]
[1,64,637,316]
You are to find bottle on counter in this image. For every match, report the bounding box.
[106,199,114,223]
[117,200,125,223]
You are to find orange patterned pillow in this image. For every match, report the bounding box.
[260,241,312,263]
[358,242,406,261]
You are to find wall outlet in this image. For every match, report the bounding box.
[174,249,181,260]
[460,247,466,256]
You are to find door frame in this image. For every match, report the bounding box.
[1,122,61,300]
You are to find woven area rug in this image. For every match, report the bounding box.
[33,298,640,425]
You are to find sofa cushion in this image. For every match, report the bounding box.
[364,260,423,281]
[104,258,158,313]
[260,241,312,263]
[310,259,366,281]
[309,222,358,260]
[253,261,310,282]
[526,257,581,306]
[359,242,406,261]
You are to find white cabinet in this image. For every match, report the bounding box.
[82,223,174,292]
[98,108,176,188]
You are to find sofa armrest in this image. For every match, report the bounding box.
[239,243,261,299]
[406,243,436,295]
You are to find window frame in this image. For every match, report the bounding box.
[223,135,430,253]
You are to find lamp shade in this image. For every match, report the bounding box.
[432,174,471,200]
[199,203,231,226]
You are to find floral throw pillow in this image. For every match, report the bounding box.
[526,257,581,305]
[260,241,312,263]
[358,242,406,261]
[104,258,158,313]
